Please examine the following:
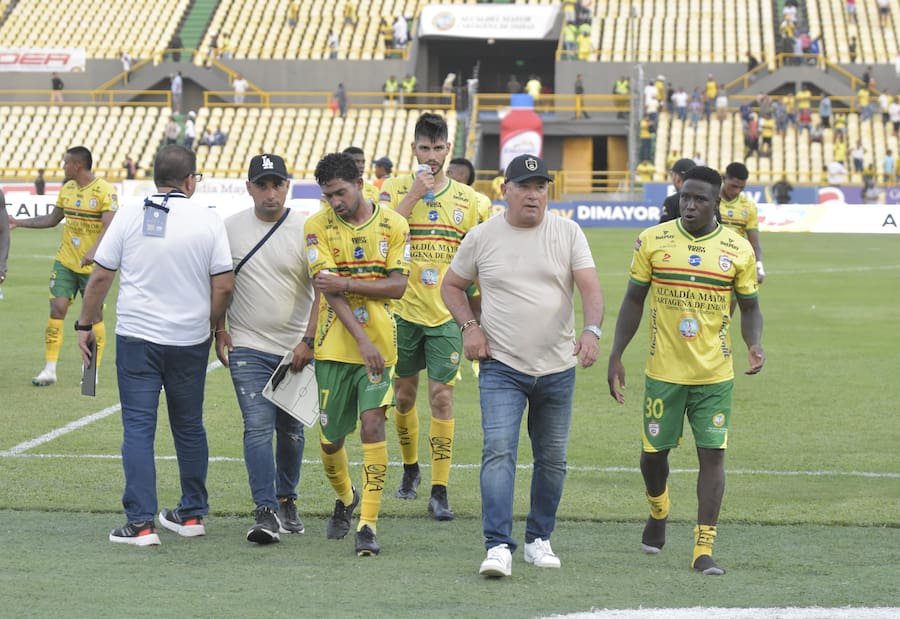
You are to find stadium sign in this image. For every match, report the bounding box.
[419,5,559,40]
[0,48,86,72]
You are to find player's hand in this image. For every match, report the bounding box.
[80,248,97,267]
[462,325,491,361]
[291,339,314,372]
[77,330,96,368]
[573,332,600,369]
[357,339,385,379]
[8,216,18,230]
[607,356,626,404]
[412,166,434,201]
[745,344,765,375]
[214,330,233,367]
[314,271,351,295]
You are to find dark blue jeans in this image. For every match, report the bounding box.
[116,335,209,523]
[478,359,575,553]
[228,347,305,510]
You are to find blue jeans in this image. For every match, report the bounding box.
[228,347,305,510]
[116,335,210,523]
[478,359,575,553]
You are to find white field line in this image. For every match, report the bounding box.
[0,361,222,457]
[550,608,900,619]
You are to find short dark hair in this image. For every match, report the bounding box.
[682,165,723,192]
[66,146,92,170]
[153,144,196,188]
[724,161,749,181]
[414,112,448,143]
[448,157,475,186]
[315,152,360,185]
[342,146,364,157]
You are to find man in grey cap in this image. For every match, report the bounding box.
[214,153,318,545]
[441,154,606,578]
[659,158,696,223]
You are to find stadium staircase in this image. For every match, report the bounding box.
[179,0,218,51]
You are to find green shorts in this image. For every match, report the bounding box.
[641,376,733,452]
[395,316,461,384]
[49,260,90,300]
[315,360,394,443]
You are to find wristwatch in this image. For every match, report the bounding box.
[583,325,602,339]
[74,320,93,331]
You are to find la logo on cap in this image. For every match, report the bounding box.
[261,155,274,170]
[525,157,538,171]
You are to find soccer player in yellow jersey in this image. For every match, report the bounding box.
[306,152,410,557]
[447,157,492,223]
[719,162,765,314]
[608,166,765,576]
[9,146,117,386]
[380,113,480,520]
[342,146,381,204]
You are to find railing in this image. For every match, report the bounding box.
[0,89,171,106]
[202,89,455,110]
[474,93,630,115]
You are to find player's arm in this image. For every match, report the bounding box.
[290,289,321,373]
[393,174,432,219]
[747,229,765,283]
[737,294,765,375]
[76,264,117,366]
[8,206,65,230]
[313,270,407,300]
[210,271,235,335]
[321,283,392,377]
[441,266,490,361]
[0,194,9,282]
[573,267,605,369]
[81,210,116,267]
[607,281,649,403]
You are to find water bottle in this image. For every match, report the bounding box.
[417,164,434,201]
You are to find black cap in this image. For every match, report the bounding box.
[504,154,553,183]
[373,156,393,171]
[671,158,696,176]
[248,154,290,182]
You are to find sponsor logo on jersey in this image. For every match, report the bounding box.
[89,198,97,209]
[662,252,672,262]
[688,244,706,253]
[634,237,642,250]
[428,210,439,222]
[307,247,318,263]
[354,246,364,260]
[354,306,370,325]
[421,267,439,287]
[380,191,391,202]
[306,233,318,245]
[679,317,699,339]
[689,254,701,266]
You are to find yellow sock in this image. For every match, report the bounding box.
[394,405,419,466]
[320,443,353,506]
[358,440,387,532]
[646,486,670,520]
[429,417,455,487]
[93,320,106,369]
[693,524,718,563]
[45,318,64,362]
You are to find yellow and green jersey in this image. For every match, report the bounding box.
[304,203,410,366]
[380,175,479,326]
[474,190,492,223]
[718,193,758,239]
[629,219,758,384]
[57,177,117,274]
[363,180,380,204]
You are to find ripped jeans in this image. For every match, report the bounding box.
[228,347,305,510]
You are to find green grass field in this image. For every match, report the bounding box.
[1,227,898,617]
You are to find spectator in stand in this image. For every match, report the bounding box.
[882,149,896,184]
[183,111,196,150]
[665,81,675,114]
[327,31,339,59]
[833,132,848,167]
[171,71,183,113]
[689,94,702,130]
[123,157,137,180]
[693,152,706,166]
[715,85,728,122]
[746,51,759,81]
[849,36,858,63]
[393,15,409,48]
[798,107,812,132]
[863,163,879,202]
[858,85,874,122]
[773,97,788,135]
[889,95,900,136]
[819,95,832,128]
[880,90,892,125]
[50,73,64,103]
[878,0,891,29]
[34,168,46,194]
[383,74,400,105]
[343,2,356,25]
[847,0,857,24]
[772,176,793,203]
[526,75,543,102]
[334,83,347,118]
[170,33,183,62]
[380,18,394,55]
[574,73,590,119]
[808,123,824,144]
[639,113,655,162]
[200,127,215,146]
[743,114,760,159]
[703,75,717,121]
[671,86,688,121]
[288,1,299,27]
[827,160,848,184]
[213,127,228,146]
[851,141,866,174]
[507,75,522,94]
[233,73,249,104]
[862,65,873,87]
[760,114,775,157]
[120,50,133,83]
[165,116,180,145]
[219,33,232,59]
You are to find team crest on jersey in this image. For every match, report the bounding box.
[453,209,464,225]
[719,255,732,272]
[648,422,660,437]
[380,191,391,202]
[428,210,439,222]
[320,412,328,427]
[354,306,370,324]
[307,247,318,263]
[450,352,460,365]
[713,413,726,427]
[110,194,119,210]
[634,238,642,251]
[688,254,701,266]
[354,246,364,260]
[679,317,699,339]
[741,209,748,217]
[403,239,411,261]
[379,239,388,257]
[421,267,439,287]
[306,233,318,245]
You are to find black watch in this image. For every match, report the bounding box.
[74,320,93,332]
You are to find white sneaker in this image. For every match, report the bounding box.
[32,368,57,386]
[479,544,512,577]
[524,538,561,568]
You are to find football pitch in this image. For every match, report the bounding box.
[1,227,898,617]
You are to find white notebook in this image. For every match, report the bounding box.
[262,352,320,427]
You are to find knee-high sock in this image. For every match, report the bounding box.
[320,443,353,506]
[45,318,64,363]
[358,440,387,532]
[429,417,454,487]
[646,486,670,520]
[394,405,419,466]
[693,524,718,563]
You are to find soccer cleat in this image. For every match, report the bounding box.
[355,525,381,556]
[479,544,512,577]
[427,485,455,521]
[277,497,305,534]
[247,506,281,544]
[523,538,561,568]
[32,368,57,387]
[326,487,360,540]
[396,465,421,500]
[109,521,160,546]
[158,508,206,537]
[693,554,726,575]
[641,515,667,554]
